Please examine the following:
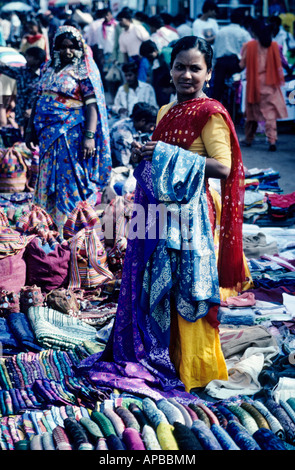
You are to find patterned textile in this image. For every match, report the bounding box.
[33,26,111,232]
[78,142,220,394]
[27,306,98,350]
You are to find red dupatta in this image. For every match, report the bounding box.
[152,97,246,291]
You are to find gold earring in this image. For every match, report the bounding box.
[206,81,210,88]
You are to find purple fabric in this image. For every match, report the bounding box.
[247,286,295,303]
[77,161,205,402]
[24,237,71,292]
[77,162,182,390]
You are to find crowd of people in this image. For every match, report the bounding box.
[0,1,294,393]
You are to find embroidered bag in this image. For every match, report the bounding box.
[0,144,27,192]
[68,227,113,289]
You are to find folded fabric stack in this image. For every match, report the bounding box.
[266,191,295,222]
[1,391,295,450]
[243,190,268,223]
[244,167,282,193]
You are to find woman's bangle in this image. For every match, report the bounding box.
[84,130,95,139]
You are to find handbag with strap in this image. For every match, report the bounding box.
[68,227,113,290]
[0,144,27,192]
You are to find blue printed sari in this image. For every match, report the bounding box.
[33,26,112,233]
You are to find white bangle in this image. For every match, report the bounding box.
[85,98,97,105]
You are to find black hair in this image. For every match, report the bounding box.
[148,15,165,29]
[252,19,273,48]
[170,36,213,70]
[139,40,158,57]
[116,7,133,21]
[63,19,81,30]
[122,61,139,74]
[25,46,46,65]
[160,13,174,25]
[54,32,81,51]
[131,102,158,122]
[202,0,219,14]
[230,8,246,25]
[25,18,42,33]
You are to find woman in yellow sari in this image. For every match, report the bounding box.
[79,36,252,396]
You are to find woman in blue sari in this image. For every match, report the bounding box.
[25,25,112,233]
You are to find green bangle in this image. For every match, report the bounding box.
[84,130,95,139]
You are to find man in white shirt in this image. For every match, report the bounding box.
[148,15,179,53]
[96,8,117,55]
[192,0,219,45]
[212,8,251,102]
[116,7,150,62]
[113,61,158,116]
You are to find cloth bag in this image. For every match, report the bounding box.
[45,288,80,316]
[16,203,57,236]
[63,200,103,241]
[24,232,71,293]
[0,144,27,192]
[68,227,113,289]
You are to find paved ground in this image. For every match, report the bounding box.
[236,120,295,195]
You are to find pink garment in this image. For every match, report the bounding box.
[240,41,288,144]
[220,291,256,307]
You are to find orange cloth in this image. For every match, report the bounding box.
[246,39,285,104]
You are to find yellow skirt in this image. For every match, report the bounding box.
[170,313,228,392]
[169,187,253,392]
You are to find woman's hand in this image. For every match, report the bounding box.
[131,140,158,163]
[139,141,158,160]
[25,128,38,151]
[82,137,96,158]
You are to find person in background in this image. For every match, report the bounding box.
[113,60,158,117]
[240,20,288,152]
[95,8,117,77]
[212,8,251,103]
[0,46,46,134]
[116,7,150,63]
[25,26,111,234]
[192,0,219,45]
[268,15,295,66]
[0,13,11,44]
[139,39,173,107]
[133,11,150,32]
[174,13,193,38]
[147,15,179,53]
[110,101,157,168]
[239,19,288,151]
[20,18,49,60]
